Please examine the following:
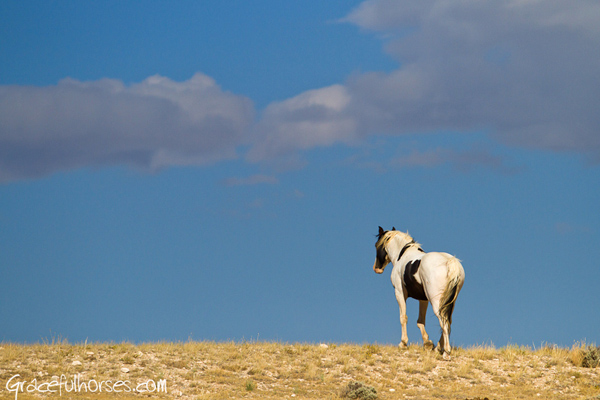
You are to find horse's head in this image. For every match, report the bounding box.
[373,226,395,274]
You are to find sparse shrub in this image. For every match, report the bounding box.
[284,346,297,355]
[164,358,188,369]
[120,355,135,364]
[363,344,380,359]
[340,381,377,400]
[570,343,600,368]
[582,345,600,368]
[245,379,256,391]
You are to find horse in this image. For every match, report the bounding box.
[373,226,465,357]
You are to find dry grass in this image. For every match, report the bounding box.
[1,340,599,399]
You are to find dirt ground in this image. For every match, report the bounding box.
[1,341,599,399]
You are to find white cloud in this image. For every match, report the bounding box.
[0,73,254,181]
[250,0,600,164]
[2,1,599,182]
[390,147,521,174]
[247,85,357,162]
[223,174,279,186]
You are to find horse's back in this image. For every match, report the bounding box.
[421,251,456,268]
[420,252,464,290]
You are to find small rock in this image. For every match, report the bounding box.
[86,351,94,356]
[389,388,396,392]
[121,367,130,373]
[319,343,329,349]
[72,360,82,366]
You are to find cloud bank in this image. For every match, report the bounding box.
[1,0,599,182]
[0,73,254,181]
[250,0,600,162]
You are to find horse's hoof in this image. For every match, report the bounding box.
[424,341,434,350]
[399,341,408,349]
[442,352,451,361]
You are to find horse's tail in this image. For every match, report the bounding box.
[438,257,464,333]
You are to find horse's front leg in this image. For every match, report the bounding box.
[417,300,434,350]
[395,289,409,348]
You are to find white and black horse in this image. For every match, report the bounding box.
[373,227,465,356]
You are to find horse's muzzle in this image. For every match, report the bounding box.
[373,264,384,274]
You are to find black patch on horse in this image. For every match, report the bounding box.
[397,241,425,261]
[403,259,427,301]
[376,245,388,266]
[375,227,390,267]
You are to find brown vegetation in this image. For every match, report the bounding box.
[1,340,599,399]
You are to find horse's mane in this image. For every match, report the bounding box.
[375,229,416,250]
[375,231,393,250]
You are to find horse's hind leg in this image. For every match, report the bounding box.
[439,321,451,358]
[430,297,451,357]
[417,300,434,350]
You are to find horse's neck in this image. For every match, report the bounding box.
[394,239,424,267]
[388,235,413,263]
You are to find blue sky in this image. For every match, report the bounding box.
[1,0,599,348]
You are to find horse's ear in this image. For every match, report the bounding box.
[392,227,396,231]
[378,226,385,235]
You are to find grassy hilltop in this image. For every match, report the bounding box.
[1,341,599,400]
